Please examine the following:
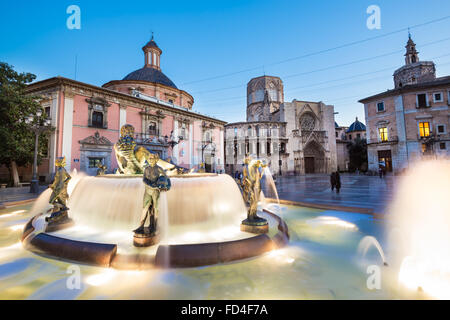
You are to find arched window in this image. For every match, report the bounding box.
[248,126,252,137]
[92,111,103,128]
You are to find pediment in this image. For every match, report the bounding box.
[79,131,113,146]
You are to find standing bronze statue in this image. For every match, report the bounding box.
[133,153,171,247]
[96,163,107,176]
[240,155,269,234]
[46,156,72,225]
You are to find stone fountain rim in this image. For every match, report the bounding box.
[97,173,219,179]
[20,209,289,270]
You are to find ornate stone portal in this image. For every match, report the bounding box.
[133,153,171,247]
[240,155,269,234]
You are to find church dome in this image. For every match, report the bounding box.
[123,67,178,89]
[346,117,366,133]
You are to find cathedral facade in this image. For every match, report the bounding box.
[225,75,337,175]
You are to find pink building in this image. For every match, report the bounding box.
[25,36,226,180]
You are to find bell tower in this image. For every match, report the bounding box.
[143,33,162,71]
[405,33,419,65]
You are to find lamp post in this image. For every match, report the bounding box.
[164,130,183,149]
[24,109,52,194]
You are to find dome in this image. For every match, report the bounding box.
[122,67,178,89]
[346,117,366,133]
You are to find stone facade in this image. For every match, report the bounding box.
[247,76,284,121]
[225,76,337,176]
[360,36,450,173]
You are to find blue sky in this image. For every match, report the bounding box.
[1,0,450,126]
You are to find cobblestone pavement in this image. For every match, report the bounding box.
[0,185,48,205]
[266,173,397,214]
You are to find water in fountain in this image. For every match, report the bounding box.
[46,173,249,245]
[387,159,450,299]
[263,167,279,204]
[357,236,387,266]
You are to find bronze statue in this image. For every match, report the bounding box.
[46,156,71,223]
[114,124,187,176]
[240,155,268,233]
[134,153,171,236]
[96,163,107,176]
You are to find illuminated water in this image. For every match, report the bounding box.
[2,161,448,300]
[1,201,409,300]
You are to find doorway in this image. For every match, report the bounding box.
[377,150,392,172]
[304,157,315,173]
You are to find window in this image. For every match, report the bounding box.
[348,134,352,140]
[234,128,237,137]
[335,132,338,138]
[377,101,385,112]
[440,142,446,150]
[247,126,252,137]
[266,141,271,154]
[92,111,103,128]
[417,94,428,108]
[87,97,110,128]
[280,143,286,153]
[357,133,361,139]
[148,122,157,135]
[379,127,388,142]
[437,125,445,134]
[88,157,103,168]
[168,99,174,104]
[419,122,430,138]
[44,106,51,117]
[433,92,443,103]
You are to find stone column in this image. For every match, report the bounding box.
[173,119,179,164]
[62,91,74,172]
[189,122,194,168]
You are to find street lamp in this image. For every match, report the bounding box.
[24,109,53,194]
[164,130,183,149]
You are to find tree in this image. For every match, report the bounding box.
[347,137,368,172]
[0,62,48,186]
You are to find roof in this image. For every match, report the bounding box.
[26,77,226,125]
[123,67,178,89]
[359,76,450,103]
[346,117,366,133]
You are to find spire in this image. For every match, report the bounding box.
[405,33,419,65]
[142,34,162,70]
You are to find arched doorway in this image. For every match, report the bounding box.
[303,141,325,174]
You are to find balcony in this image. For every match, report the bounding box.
[135,133,168,145]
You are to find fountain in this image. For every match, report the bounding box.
[20,125,289,269]
[387,159,450,299]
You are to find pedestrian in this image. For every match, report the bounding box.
[335,171,341,194]
[330,172,336,191]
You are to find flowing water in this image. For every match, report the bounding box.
[387,159,450,299]
[1,160,449,299]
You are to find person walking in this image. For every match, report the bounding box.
[330,172,336,191]
[335,171,341,194]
